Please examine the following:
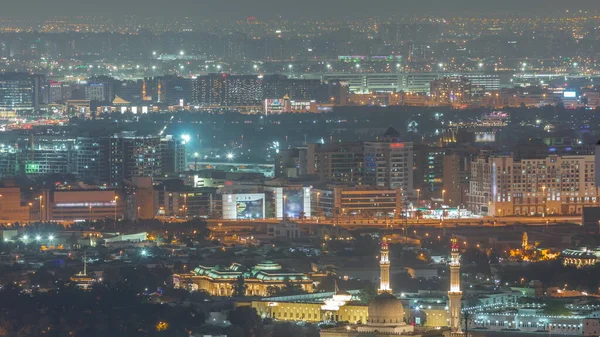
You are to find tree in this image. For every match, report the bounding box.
[358,283,378,304]
[234,276,247,297]
[271,322,304,337]
[227,306,264,337]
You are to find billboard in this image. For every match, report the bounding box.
[283,189,304,218]
[564,91,577,98]
[474,132,495,143]
[264,99,285,114]
[222,193,265,220]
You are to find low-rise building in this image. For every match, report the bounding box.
[172,260,313,296]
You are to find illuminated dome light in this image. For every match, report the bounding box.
[356,292,414,334]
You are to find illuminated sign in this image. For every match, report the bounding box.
[563,91,577,98]
[390,143,405,148]
[475,132,495,142]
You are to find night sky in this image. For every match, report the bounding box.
[3,0,600,19]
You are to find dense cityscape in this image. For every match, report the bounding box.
[2,6,600,337]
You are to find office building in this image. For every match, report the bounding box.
[0,73,37,115]
[430,77,471,105]
[193,74,263,106]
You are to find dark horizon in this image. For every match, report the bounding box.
[2,0,600,21]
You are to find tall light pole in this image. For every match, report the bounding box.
[416,189,421,206]
[39,195,43,222]
[541,185,546,217]
[316,192,321,219]
[442,189,446,206]
[113,196,119,223]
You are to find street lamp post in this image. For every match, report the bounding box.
[442,190,446,205]
[113,196,119,223]
[316,192,321,219]
[39,195,43,222]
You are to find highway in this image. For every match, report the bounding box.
[206,215,582,230]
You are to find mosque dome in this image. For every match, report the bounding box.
[367,292,405,325]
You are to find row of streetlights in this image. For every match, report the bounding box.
[16,234,55,243]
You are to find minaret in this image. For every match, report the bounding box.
[448,238,463,334]
[522,232,529,250]
[378,238,391,293]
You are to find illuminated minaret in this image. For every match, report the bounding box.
[378,238,391,293]
[448,238,463,334]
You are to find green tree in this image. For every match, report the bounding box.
[227,306,264,337]
[234,276,247,297]
[358,283,378,304]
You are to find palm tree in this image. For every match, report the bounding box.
[414,210,424,224]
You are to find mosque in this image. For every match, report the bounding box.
[318,238,462,337]
[243,238,463,337]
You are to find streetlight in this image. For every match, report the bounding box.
[442,190,446,205]
[416,189,421,205]
[39,195,43,222]
[227,153,234,160]
[113,196,119,223]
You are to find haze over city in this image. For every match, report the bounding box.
[0,1,600,337]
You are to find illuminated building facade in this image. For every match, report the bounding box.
[0,73,37,115]
[468,155,597,216]
[430,77,471,105]
[193,74,263,106]
[172,261,313,296]
[378,239,391,293]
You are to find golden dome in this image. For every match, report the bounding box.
[368,292,405,325]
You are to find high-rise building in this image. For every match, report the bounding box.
[85,83,107,102]
[468,154,598,216]
[160,136,186,174]
[430,77,471,105]
[108,132,162,186]
[0,73,37,115]
[364,141,414,192]
[192,74,263,106]
[448,238,463,335]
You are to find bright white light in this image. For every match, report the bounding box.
[216,65,222,70]
[227,153,234,159]
[326,64,331,69]
[179,50,185,56]
[181,134,191,143]
[194,152,199,157]
[288,64,293,69]
[48,235,54,241]
[35,235,42,241]
[152,51,156,56]
[438,63,444,68]
[573,62,578,67]
[180,65,184,69]
[22,235,28,241]
[253,64,258,69]
[478,63,483,68]
[152,65,156,70]
[141,249,147,256]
